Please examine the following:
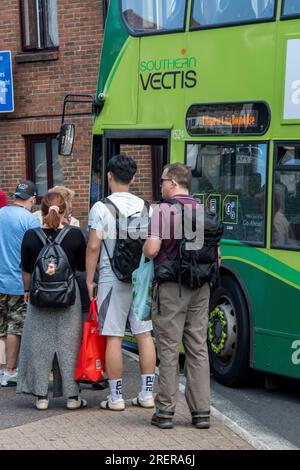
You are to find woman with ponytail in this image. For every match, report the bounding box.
[17,192,87,410]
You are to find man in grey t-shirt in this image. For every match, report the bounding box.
[86,154,156,411]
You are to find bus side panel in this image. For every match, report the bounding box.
[186,23,277,124]
[224,252,300,380]
[138,33,188,130]
[97,1,129,97]
[94,38,140,131]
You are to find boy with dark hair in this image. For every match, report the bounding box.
[107,154,137,184]
[86,154,156,411]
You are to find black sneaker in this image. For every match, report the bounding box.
[192,416,210,429]
[151,413,174,429]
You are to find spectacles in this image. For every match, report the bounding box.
[160,178,172,186]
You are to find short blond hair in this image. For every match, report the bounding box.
[48,186,75,202]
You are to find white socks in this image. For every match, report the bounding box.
[140,374,155,400]
[108,375,155,402]
[108,379,123,402]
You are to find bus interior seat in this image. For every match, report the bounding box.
[123,9,156,31]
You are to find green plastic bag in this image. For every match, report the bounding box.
[132,255,154,321]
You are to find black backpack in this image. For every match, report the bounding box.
[102,198,150,282]
[30,226,76,308]
[155,199,223,291]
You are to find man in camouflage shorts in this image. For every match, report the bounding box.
[0,295,27,385]
[0,179,39,387]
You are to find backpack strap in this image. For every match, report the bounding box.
[141,200,150,218]
[54,225,72,246]
[103,197,150,219]
[100,198,118,263]
[32,227,50,246]
[31,229,52,277]
[102,197,120,219]
[158,199,186,298]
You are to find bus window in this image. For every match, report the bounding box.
[282,0,300,17]
[90,135,103,207]
[190,0,276,28]
[272,144,300,249]
[121,0,186,34]
[186,142,267,244]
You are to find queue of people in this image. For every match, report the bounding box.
[0,156,220,430]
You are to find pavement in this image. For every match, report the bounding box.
[0,352,253,450]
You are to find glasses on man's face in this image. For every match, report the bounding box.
[160,178,172,186]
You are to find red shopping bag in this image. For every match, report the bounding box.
[75,298,106,383]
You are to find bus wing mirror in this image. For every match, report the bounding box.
[58,124,75,156]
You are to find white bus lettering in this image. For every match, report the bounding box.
[291,340,300,365]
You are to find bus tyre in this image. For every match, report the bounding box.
[208,275,250,387]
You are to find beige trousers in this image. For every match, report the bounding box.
[152,282,210,418]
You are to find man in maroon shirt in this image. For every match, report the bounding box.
[144,163,211,430]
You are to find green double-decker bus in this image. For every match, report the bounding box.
[85,0,300,386]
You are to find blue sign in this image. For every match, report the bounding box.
[0,51,14,113]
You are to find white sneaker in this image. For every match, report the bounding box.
[132,392,154,408]
[1,370,17,387]
[100,395,125,411]
[35,398,49,410]
[66,397,87,410]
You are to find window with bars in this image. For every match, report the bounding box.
[26,135,63,200]
[20,0,59,51]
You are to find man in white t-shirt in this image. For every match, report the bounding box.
[86,154,156,411]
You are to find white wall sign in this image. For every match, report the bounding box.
[0,51,14,113]
[284,39,300,120]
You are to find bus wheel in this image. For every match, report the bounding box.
[208,275,250,387]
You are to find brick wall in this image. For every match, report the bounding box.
[120,145,153,202]
[0,0,103,227]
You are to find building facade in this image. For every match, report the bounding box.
[0,0,104,226]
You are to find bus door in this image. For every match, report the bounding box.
[102,130,170,202]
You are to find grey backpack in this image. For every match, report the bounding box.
[30,226,76,308]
